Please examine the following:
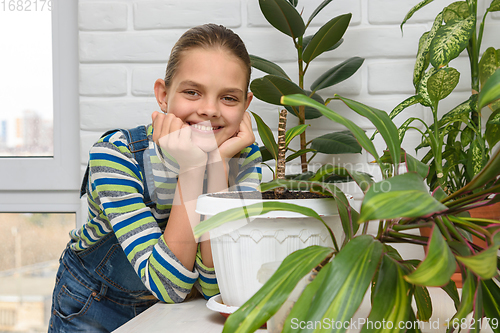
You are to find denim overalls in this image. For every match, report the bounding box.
[49,126,159,332]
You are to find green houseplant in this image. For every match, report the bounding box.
[194,70,500,331]
[194,0,370,309]
[391,0,500,194]
[249,0,365,179]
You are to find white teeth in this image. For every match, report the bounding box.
[191,123,218,131]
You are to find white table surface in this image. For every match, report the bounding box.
[112,297,267,333]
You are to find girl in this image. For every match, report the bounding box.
[48,24,262,332]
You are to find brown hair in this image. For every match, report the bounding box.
[164,24,251,93]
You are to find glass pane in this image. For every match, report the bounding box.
[0,213,74,332]
[0,3,53,157]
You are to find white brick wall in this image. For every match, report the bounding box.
[77,0,500,194]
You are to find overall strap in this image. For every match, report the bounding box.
[80,126,154,207]
[121,125,153,206]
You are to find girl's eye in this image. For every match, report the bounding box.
[184,90,200,97]
[222,96,238,104]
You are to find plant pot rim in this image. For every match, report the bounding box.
[196,191,350,218]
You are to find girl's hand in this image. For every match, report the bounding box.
[215,112,255,160]
[152,112,208,170]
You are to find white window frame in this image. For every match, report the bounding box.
[0,0,80,216]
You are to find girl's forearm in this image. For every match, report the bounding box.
[199,153,230,268]
[163,166,206,271]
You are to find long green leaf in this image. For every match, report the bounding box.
[401,0,435,30]
[446,147,500,201]
[337,96,401,167]
[281,94,381,164]
[286,91,324,120]
[310,132,362,154]
[285,124,309,147]
[479,68,500,109]
[259,0,305,38]
[250,111,278,161]
[404,226,456,286]
[429,16,475,68]
[481,279,500,333]
[404,150,430,179]
[306,0,333,27]
[286,148,317,162]
[310,57,364,91]
[193,201,326,238]
[283,235,383,333]
[250,55,290,80]
[251,75,305,105]
[359,173,447,223]
[303,14,352,63]
[414,285,432,321]
[223,246,333,333]
[310,163,373,193]
[360,255,411,333]
[456,245,500,279]
[449,272,475,326]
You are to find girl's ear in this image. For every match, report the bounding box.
[154,78,168,112]
[245,92,253,110]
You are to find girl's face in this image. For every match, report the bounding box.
[156,48,253,153]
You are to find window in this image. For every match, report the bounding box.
[0,1,80,203]
[0,213,75,332]
[0,2,53,157]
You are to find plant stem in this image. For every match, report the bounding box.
[297,36,308,174]
[275,109,287,197]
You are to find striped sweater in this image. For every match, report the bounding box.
[71,124,262,303]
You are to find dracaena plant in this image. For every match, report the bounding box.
[389,0,500,194]
[193,73,500,331]
[249,0,364,181]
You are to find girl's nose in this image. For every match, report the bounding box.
[197,98,220,118]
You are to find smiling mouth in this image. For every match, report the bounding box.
[188,122,222,132]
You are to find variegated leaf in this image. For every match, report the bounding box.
[489,0,500,12]
[427,67,460,103]
[479,47,500,88]
[443,1,469,23]
[401,0,435,30]
[414,12,444,87]
[438,96,474,127]
[430,16,475,68]
[486,109,500,148]
[398,117,419,142]
[390,95,424,119]
[417,67,438,107]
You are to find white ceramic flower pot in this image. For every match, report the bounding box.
[196,193,345,307]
